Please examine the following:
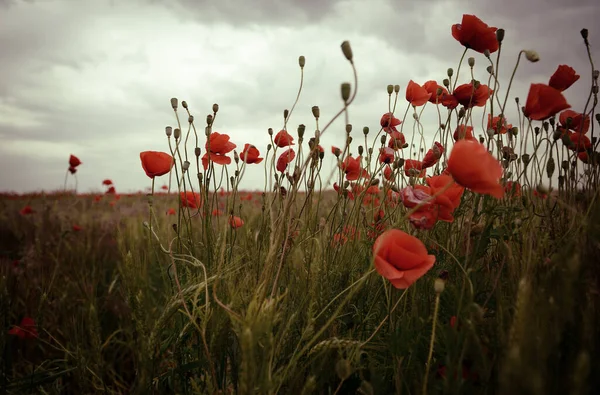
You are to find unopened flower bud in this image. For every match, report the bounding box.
[298,124,305,138]
[341,41,353,61]
[346,124,352,134]
[182,161,190,171]
[212,103,219,113]
[283,109,289,120]
[182,100,188,109]
[312,106,320,119]
[496,28,505,43]
[165,126,173,137]
[487,65,494,74]
[268,128,273,136]
[387,84,394,94]
[581,28,588,41]
[174,128,181,140]
[468,57,475,67]
[363,126,369,135]
[413,113,419,120]
[447,68,453,78]
[341,82,351,102]
[298,55,305,68]
[524,50,540,62]
[188,115,194,123]
[358,145,364,156]
[170,97,178,110]
[380,134,387,145]
[195,147,201,157]
[593,70,599,80]
[206,114,213,125]
[484,49,491,58]
[234,150,239,164]
[267,143,272,151]
[486,128,495,138]
[443,78,450,88]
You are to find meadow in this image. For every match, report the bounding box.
[1,14,599,395]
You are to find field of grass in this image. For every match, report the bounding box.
[1,16,600,395]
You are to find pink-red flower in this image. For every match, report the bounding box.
[523,83,571,121]
[140,151,174,178]
[276,149,295,172]
[451,14,499,54]
[549,65,580,92]
[447,140,504,198]
[373,229,436,289]
[240,144,264,164]
[406,80,431,107]
[274,130,295,147]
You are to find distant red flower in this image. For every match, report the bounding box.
[274,130,295,148]
[68,166,77,174]
[487,114,512,135]
[378,147,395,164]
[276,149,295,172]
[423,81,448,104]
[452,82,493,108]
[452,14,499,54]
[240,144,264,164]
[523,83,571,121]
[106,186,116,194]
[72,224,83,232]
[166,208,176,215]
[404,159,426,178]
[447,139,504,198]
[69,154,82,168]
[161,185,168,191]
[140,151,174,178]
[549,65,580,92]
[406,80,432,107]
[19,205,34,215]
[373,229,436,289]
[102,179,113,186]
[453,125,476,141]
[383,165,393,181]
[8,317,38,340]
[504,181,522,197]
[380,113,402,133]
[559,110,589,134]
[181,191,201,209]
[388,131,406,150]
[422,142,444,168]
[341,156,368,181]
[228,216,244,229]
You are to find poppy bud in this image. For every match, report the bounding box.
[165,126,173,137]
[548,117,555,127]
[205,126,211,136]
[368,147,373,156]
[524,50,540,63]
[182,161,190,171]
[496,28,505,43]
[234,150,239,164]
[319,151,324,160]
[306,106,318,121]
[298,124,305,138]
[370,178,379,186]
[344,180,350,189]
[510,127,518,136]
[341,41,353,61]
[593,86,599,94]
[596,113,600,125]
[358,145,364,155]
[267,144,272,151]
[394,84,400,93]
[212,103,219,113]
[298,55,305,68]
[346,124,352,134]
[230,176,235,187]
[283,109,289,120]
[552,129,562,141]
[188,115,194,123]
[515,97,520,104]
[458,108,466,119]
[434,278,445,294]
[387,84,394,94]
[486,129,495,138]
[561,160,569,170]
[593,70,599,80]
[206,114,213,125]
[174,128,181,140]
[521,154,530,165]
[479,136,485,144]
[380,134,387,145]
[436,87,443,97]
[484,49,491,58]
[581,28,588,40]
[558,175,565,188]
[443,78,450,88]
[347,136,353,145]
[170,97,178,110]
[468,57,475,67]
[447,68,453,77]
[413,113,419,120]
[534,127,540,135]
[363,126,369,135]
[486,65,494,74]
[182,100,188,109]
[268,128,273,136]
[341,82,351,102]
[546,157,555,178]
[195,147,201,157]
[536,184,549,195]
[473,80,481,89]
[396,158,404,168]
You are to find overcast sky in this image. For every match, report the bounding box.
[1,0,598,194]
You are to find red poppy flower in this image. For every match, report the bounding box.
[166,208,176,215]
[404,159,426,178]
[68,166,77,174]
[102,179,113,186]
[423,81,448,104]
[331,146,342,156]
[388,131,406,150]
[106,186,116,194]
[276,148,295,172]
[181,191,201,209]
[568,132,591,152]
[8,317,38,340]
[422,142,444,168]
[406,80,431,107]
[340,156,368,181]
[487,114,512,135]
[383,165,393,181]
[378,147,395,164]
[451,14,499,54]
[523,83,571,121]
[548,65,580,92]
[441,93,459,110]
[69,154,82,168]
[274,130,295,147]
[380,113,402,133]
[240,144,264,164]
[453,125,476,141]
[373,229,436,289]
[19,205,34,215]
[504,181,522,197]
[72,224,83,232]
[140,151,174,178]
[558,110,589,134]
[453,82,493,108]
[228,216,244,229]
[447,139,504,198]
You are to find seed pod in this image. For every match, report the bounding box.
[546,157,555,178]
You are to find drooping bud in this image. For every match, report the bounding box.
[283,109,289,120]
[524,50,540,63]
[484,49,491,58]
[487,65,494,74]
[496,28,505,43]
[182,100,188,109]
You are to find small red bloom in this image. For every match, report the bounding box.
[274,130,295,147]
[8,317,38,340]
[102,179,113,186]
[452,14,499,54]
[69,154,82,168]
[549,65,580,92]
[181,191,202,209]
[276,149,295,172]
[140,151,174,178]
[166,208,176,215]
[559,110,589,134]
[380,113,402,133]
[487,114,512,135]
[406,80,431,107]
[240,144,264,164]
[19,205,34,215]
[453,125,476,141]
[423,81,448,104]
[422,142,444,168]
[340,156,368,181]
[72,224,83,232]
[447,140,504,198]
[228,216,244,229]
[453,82,493,108]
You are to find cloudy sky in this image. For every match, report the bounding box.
[1,0,598,194]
